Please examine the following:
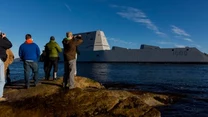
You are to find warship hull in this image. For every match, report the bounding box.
[57,30,208,63]
[75,49,208,63]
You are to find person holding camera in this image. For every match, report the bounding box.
[0,32,12,101]
[62,32,83,89]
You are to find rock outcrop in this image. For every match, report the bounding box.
[0,76,177,117]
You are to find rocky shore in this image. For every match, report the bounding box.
[0,76,179,117]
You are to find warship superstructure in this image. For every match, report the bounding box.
[57,30,208,63]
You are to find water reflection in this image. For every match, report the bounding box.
[78,63,110,83]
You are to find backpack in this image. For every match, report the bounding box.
[5,49,14,65]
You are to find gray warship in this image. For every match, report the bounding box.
[57,30,208,63]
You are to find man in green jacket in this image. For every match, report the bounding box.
[44,36,62,80]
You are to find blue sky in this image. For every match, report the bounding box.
[1,0,208,58]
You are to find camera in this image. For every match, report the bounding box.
[0,32,5,38]
[74,35,81,39]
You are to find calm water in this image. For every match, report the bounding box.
[9,62,208,117]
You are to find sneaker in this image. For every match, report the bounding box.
[62,83,65,88]
[53,77,57,80]
[66,83,70,87]
[68,84,75,89]
[0,97,7,102]
[69,86,75,89]
[24,85,29,89]
[45,77,49,80]
[34,82,41,87]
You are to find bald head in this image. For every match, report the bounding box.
[66,32,73,38]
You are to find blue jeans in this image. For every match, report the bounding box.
[23,61,39,88]
[0,59,5,97]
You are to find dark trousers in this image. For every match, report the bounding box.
[45,57,59,80]
[6,68,11,85]
[44,60,49,79]
[23,61,39,88]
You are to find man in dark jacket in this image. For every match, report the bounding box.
[0,32,12,101]
[44,36,62,80]
[62,32,83,89]
[19,34,40,89]
[40,50,49,80]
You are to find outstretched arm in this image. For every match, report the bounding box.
[74,35,83,46]
[0,35,12,49]
[55,42,62,53]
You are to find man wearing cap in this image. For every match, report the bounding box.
[62,32,83,89]
[44,36,62,80]
[0,32,12,101]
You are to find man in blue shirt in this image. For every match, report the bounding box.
[19,34,40,89]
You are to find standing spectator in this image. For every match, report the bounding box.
[4,49,14,85]
[0,32,12,101]
[19,34,40,89]
[40,50,49,80]
[44,36,62,80]
[62,32,83,89]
